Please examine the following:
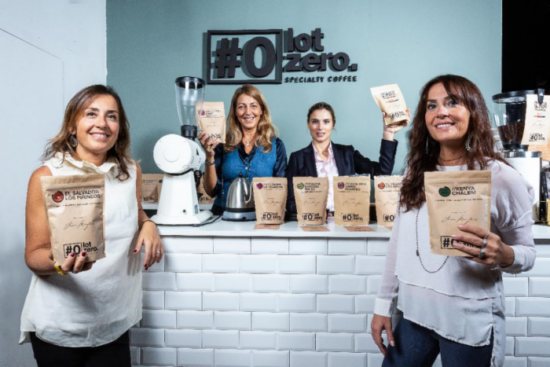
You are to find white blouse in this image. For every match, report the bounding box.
[313,143,339,211]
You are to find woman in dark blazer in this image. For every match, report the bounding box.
[286,102,408,215]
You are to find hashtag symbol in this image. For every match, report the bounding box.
[215,38,242,78]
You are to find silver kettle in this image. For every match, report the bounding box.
[222,173,256,221]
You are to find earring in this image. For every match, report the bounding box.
[465,134,473,152]
[69,135,78,148]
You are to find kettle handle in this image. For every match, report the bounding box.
[244,180,254,203]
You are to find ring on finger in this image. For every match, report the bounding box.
[478,248,486,259]
[156,250,161,255]
[481,232,490,248]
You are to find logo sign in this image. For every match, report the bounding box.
[206,28,358,85]
[438,186,451,197]
[52,191,64,203]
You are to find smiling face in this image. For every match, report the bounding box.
[308,109,334,144]
[235,94,262,131]
[72,94,120,164]
[425,83,471,151]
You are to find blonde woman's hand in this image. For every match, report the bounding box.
[198,131,220,158]
[134,221,163,271]
[382,108,410,141]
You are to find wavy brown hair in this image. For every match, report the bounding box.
[43,85,132,181]
[400,74,506,211]
[225,84,278,153]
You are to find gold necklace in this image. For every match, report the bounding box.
[438,153,466,162]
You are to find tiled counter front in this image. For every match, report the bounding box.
[131,221,550,367]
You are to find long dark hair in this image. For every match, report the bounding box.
[400,74,506,211]
[43,85,132,181]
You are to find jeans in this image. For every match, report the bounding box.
[382,318,493,367]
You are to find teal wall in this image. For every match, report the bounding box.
[107,0,501,174]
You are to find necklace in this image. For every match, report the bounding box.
[416,209,449,273]
[438,153,466,162]
[244,135,257,147]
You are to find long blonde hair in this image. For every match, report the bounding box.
[225,84,278,153]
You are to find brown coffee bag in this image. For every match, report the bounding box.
[199,102,226,143]
[425,170,491,257]
[252,177,287,224]
[197,173,216,204]
[294,177,329,226]
[374,175,402,228]
[141,174,164,203]
[334,176,371,226]
[370,84,409,126]
[41,174,106,265]
[522,94,550,146]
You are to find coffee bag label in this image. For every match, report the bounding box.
[370,84,409,126]
[253,177,287,224]
[522,94,550,146]
[141,174,163,203]
[294,177,329,226]
[374,175,402,228]
[199,102,226,143]
[334,176,371,226]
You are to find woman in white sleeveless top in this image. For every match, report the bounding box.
[20,85,163,367]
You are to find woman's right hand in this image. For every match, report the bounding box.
[58,252,95,274]
[198,131,220,158]
[371,314,395,356]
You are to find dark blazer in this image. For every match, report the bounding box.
[286,140,398,214]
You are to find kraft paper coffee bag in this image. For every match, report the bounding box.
[374,175,403,228]
[41,174,106,265]
[371,84,409,126]
[197,173,216,204]
[141,174,163,203]
[425,170,491,257]
[334,176,371,226]
[294,177,329,226]
[253,177,287,224]
[522,94,550,146]
[199,102,226,143]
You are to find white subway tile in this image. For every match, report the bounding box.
[141,347,177,366]
[328,314,367,333]
[516,337,550,357]
[277,332,316,351]
[317,295,354,314]
[202,330,239,349]
[130,328,164,347]
[290,313,327,332]
[252,351,289,367]
[367,275,382,294]
[529,278,550,297]
[529,318,550,337]
[517,298,550,317]
[517,258,550,277]
[328,238,367,255]
[328,352,366,367]
[214,311,251,330]
[177,311,213,330]
[534,245,550,256]
[506,336,515,356]
[279,256,316,274]
[252,238,289,254]
[317,256,355,275]
[215,274,251,292]
[328,275,367,294]
[279,294,316,313]
[143,291,164,310]
[290,351,327,367]
[165,291,201,310]
[506,297,516,317]
[355,333,378,353]
[367,239,389,256]
[146,256,165,272]
[289,238,327,255]
[203,255,240,273]
[178,348,213,367]
[528,357,550,367]
[506,317,527,336]
[165,254,202,273]
[290,275,328,293]
[241,255,278,273]
[214,350,251,367]
[142,310,176,329]
[240,331,277,350]
[203,292,240,311]
[214,237,251,254]
[368,353,385,367]
[163,236,213,254]
[143,272,176,291]
[130,346,140,365]
[252,312,289,332]
[503,277,529,297]
[316,333,354,352]
[177,273,214,292]
[241,293,278,312]
[165,329,201,348]
[252,275,289,293]
[355,295,376,314]
[355,256,386,275]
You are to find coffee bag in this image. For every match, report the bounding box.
[41,174,106,265]
[252,177,287,224]
[199,102,226,143]
[370,84,409,126]
[374,175,402,228]
[294,177,329,226]
[522,94,550,146]
[141,174,164,203]
[197,173,216,204]
[334,176,371,226]
[425,170,491,257]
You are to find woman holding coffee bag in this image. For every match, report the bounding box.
[286,102,407,215]
[21,85,163,366]
[371,75,536,367]
[198,84,287,215]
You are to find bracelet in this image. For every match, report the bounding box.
[205,160,215,166]
[54,265,67,276]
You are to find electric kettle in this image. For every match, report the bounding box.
[222,173,256,221]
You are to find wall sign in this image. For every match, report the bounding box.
[206,28,358,85]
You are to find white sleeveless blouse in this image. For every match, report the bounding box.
[20,153,141,347]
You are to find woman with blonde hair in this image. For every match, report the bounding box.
[198,84,287,214]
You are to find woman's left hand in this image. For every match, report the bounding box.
[133,221,163,271]
[450,223,515,267]
[382,108,410,141]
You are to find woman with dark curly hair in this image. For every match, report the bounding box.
[371,75,536,367]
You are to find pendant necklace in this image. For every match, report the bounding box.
[438,153,466,162]
[416,209,449,273]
